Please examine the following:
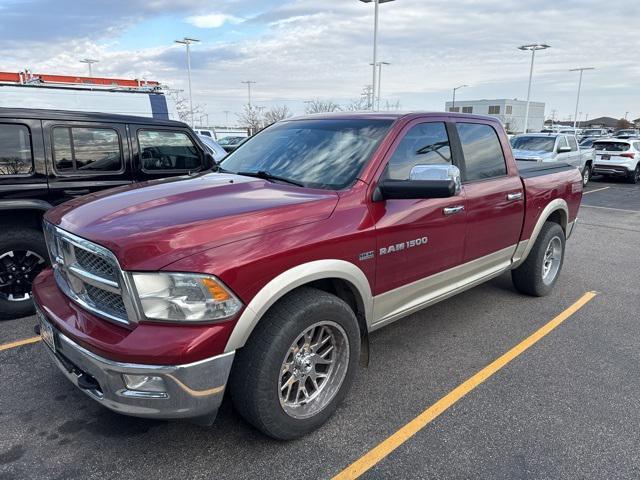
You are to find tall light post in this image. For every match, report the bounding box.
[452,84,469,110]
[370,61,390,111]
[241,81,257,108]
[518,43,550,133]
[175,38,199,127]
[570,67,594,130]
[80,59,99,77]
[360,0,395,111]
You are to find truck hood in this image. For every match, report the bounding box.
[45,173,339,270]
[512,149,555,162]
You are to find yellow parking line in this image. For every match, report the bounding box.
[0,336,41,352]
[332,291,598,480]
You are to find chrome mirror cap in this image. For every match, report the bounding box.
[409,164,462,195]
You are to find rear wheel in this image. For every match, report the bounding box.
[512,222,565,297]
[627,164,640,184]
[0,228,49,320]
[229,287,360,439]
[582,163,591,186]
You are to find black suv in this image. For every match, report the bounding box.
[0,108,215,319]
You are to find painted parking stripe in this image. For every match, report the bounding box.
[0,336,41,352]
[583,186,610,195]
[332,291,598,480]
[581,205,639,213]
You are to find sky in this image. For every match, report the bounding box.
[1,0,639,125]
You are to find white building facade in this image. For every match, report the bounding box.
[444,99,545,133]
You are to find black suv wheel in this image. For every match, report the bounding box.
[0,227,49,320]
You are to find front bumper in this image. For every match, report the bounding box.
[36,304,235,423]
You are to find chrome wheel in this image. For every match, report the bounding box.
[0,250,46,301]
[582,167,590,186]
[542,236,562,285]
[279,321,349,419]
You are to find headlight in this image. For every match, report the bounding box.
[131,272,242,322]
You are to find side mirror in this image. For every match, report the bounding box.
[376,164,462,200]
[557,146,571,153]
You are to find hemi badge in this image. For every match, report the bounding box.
[359,251,374,261]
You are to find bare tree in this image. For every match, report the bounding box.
[304,99,341,114]
[264,105,292,126]
[343,96,370,112]
[616,118,633,130]
[166,89,205,124]
[237,104,264,135]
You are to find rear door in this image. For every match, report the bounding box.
[130,126,206,182]
[566,135,583,169]
[43,120,133,205]
[451,120,524,264]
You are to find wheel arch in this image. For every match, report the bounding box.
[512,198,569,268]
[224,260,373,353]
[0,200,51,230]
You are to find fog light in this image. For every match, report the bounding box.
[122,374,166,393]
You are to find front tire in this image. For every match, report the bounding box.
[512,222,566,297]
[229,287,360,440]
[0,227,49,320]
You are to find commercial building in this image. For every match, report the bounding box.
[444,98,545,133]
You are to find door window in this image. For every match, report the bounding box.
[567,136,578,151]
[0,124,33,176]
[385,122,451,180]
[138,130,202,172]
[456,123,507,181]
[53,127,122,172]
[557,136,569,151]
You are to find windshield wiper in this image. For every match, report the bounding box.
[235,170,306,187]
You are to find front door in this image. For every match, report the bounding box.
[369,119,467,324]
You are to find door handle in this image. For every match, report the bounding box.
[443,205,465,216]
[63,189,91,196]
[507,192,523,201]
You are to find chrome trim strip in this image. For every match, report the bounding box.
[371,245,516,330]
[68,265,120,292]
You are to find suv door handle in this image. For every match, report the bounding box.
[443,205,465,216]
[507,192,523,201]
[63,189,91,196]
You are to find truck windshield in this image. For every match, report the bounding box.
[510,136,555,152]
[220,119,393,189]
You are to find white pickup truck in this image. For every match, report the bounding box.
[510,133,596,186]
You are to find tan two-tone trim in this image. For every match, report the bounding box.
[224,259,373,352]
[370,245,517,331]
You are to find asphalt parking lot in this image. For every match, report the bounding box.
[1,176,639,480]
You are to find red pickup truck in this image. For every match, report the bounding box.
[33,112,582,439]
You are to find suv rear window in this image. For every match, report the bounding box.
[0,124,33,176]
[53,127,122,172]
[593,142,630,152]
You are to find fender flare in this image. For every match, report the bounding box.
[512,198,569,268]
[224,259,373,352]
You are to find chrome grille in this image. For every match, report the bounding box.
[74,248,117,282]
[44,223,134,326]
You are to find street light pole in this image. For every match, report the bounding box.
[174,38,200,128]
[80,59,99,77]
[241,81,257,108]
[452,84,469,110]
[360,0,395,111]
[518,44,550,133]
[570,67,594,130]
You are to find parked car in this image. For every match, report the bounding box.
[510,133,595,185]
[197,134,228,162]
[34,112,582,439]
[0,108,215,319]
[218,135,247,153]
[592,139,640,183]
[615,129,640,139]
[580,128,608,139]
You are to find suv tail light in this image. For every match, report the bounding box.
[619,153,636,159]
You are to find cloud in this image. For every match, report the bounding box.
[185,13,244,29]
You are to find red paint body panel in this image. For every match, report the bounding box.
[33,269,238,365]
[34,112,583,365]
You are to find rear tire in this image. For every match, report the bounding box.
[512,222,565,297]
[0,227,49,320]
[627,164,640,184]
[229,287,360,440]
[582,163,591,186]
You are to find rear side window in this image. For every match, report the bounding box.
[386,122,451,180]
[456,123,507,181]
[138,130,201,172]
[0,124,33,176]
[593,142,630,152]
[567,136,578,151]
[53,127,122,172]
